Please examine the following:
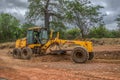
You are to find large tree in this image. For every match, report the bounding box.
[27,0,104,38]
[27,0,65,30]
[65,0,104,37]
[0,13,20,42]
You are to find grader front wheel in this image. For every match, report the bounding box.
[21,47,32,60]
[72,47,89,63]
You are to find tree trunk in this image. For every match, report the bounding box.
[44,0,50,30]
[80,29,86,38]
[81,29,84,38]
[45,13,50,30]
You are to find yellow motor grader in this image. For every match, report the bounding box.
[12,27,94,63]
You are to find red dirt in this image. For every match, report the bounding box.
[0,45,120,80]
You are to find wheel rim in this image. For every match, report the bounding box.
[72,47,89,63]
[75,52,83,58]
[23,50,28,56]
[13,48,21,59]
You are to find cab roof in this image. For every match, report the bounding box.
[28,27,47,31]
[28,27,41,30]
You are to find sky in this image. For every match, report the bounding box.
[0,0,120,30]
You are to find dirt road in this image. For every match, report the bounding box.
[0,45,120,80]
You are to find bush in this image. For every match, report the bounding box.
[88,25,120,38]
[66,28,81,39]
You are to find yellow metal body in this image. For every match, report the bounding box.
[15,27,93,53]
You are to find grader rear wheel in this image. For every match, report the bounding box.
[13,48,21,59]
[21,47,32,60]
[72,47,89,63]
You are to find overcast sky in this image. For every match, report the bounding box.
[0,0,120,30]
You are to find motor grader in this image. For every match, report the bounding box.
[12,27,94,63]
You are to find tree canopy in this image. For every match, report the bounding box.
[1,0,120,43]
[27,0,65,30]
[64,0,104,37]
[0,13,21,42]
[27,0,104,37]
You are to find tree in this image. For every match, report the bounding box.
[66,28,81,39]
[88,25,110,38]
[110,30,120,38]
[27,0,104,38]
[27,0,65,30]
[115,15,120,30]
[0,13,20,42]
[65,0,104,37]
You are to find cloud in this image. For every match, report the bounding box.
[0,0,28,9]
[0,0,28,23]
[0,0,120,29]
[91,0,120,29]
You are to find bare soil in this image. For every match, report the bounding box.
[0,44,120,80]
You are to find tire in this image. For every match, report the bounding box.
[72,47,89,63]
[13,48,21,59]
[21,47,32,60]
[88,52,94,60]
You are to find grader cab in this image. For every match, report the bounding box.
[13,27,94,63]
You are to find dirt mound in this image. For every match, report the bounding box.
[95,51,120,60]
[90,38,120,46]
[93,45,120,60]
[0,42,15,49]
